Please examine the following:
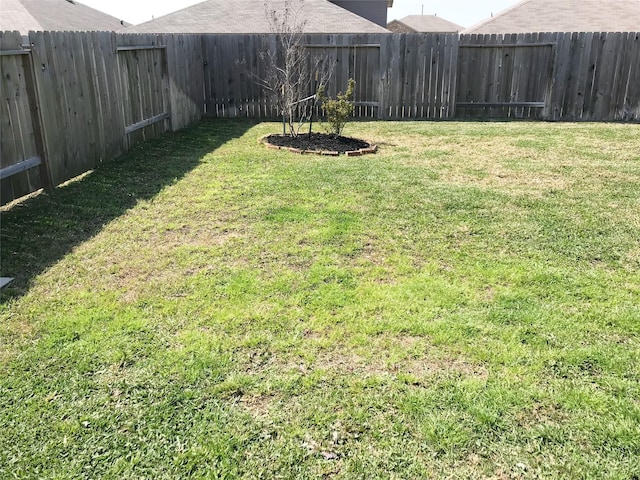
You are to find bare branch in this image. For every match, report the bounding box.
[245,0,335,136]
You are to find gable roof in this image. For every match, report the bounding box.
[125,0,390,34]
[0,0,129,34]
[464,0,640,34]
[388,15,463,33]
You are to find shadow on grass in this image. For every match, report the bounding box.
[0,118,256,302]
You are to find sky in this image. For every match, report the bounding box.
[79,0,520,29]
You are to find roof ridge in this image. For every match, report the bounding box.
[5,0,43,31]
[125,0,390,34]
[397,14,463,30]
[462,0,534,34]
[1,0,127,33]
[123,0,207,28]
[462,0,640,35]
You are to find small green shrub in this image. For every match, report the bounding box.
[317,78,355,136]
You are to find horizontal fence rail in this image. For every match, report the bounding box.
[1,30,639,206]
[0,156,42,180]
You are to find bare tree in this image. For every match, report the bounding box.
[258,0,334,136]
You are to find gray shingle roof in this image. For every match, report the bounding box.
[388,15,463,33]
[0,0,129,33]
[125,0,390,34]
[464,0,640,34]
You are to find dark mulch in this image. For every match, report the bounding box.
[265,133,371,153]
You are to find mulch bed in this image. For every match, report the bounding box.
[263,133,376,156]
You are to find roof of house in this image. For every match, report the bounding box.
[330,0,393,4]
[464,0,640,34]
[125,0,390,34]
[0,0,129,34]
[335,0,393,4]
[388,15,463,33]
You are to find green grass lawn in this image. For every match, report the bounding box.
[1,119,639,479]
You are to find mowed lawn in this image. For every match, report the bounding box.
[1,119,639,479]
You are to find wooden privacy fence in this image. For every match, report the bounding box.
[1,32,50,205]
[456,35,556,120]
[1,30,203,205]
[456,32,640,121]
[201,33,458,120]
[203,31,640,122]
[1,30,639,205]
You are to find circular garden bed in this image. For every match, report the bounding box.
[263,133,377,156]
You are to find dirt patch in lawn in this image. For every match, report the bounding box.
[263,133,376,156]
[309,351,489,382]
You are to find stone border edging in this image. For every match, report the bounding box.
[260,134,377,157]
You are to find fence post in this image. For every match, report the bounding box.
[377,34,389,119]
[449,33,459,119]
[0,31,53,204]
[23,39,53,191]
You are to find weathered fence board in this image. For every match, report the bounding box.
[457,32,555,119]
[30,31,119,186]
[166,34,205,130]
[0,31,48,205]
[117,34,170,148]
[203,34,343,118]
[455,31,640,121]
[200,33,459,120]
[306,35,382,117]
[549,31,640,121]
